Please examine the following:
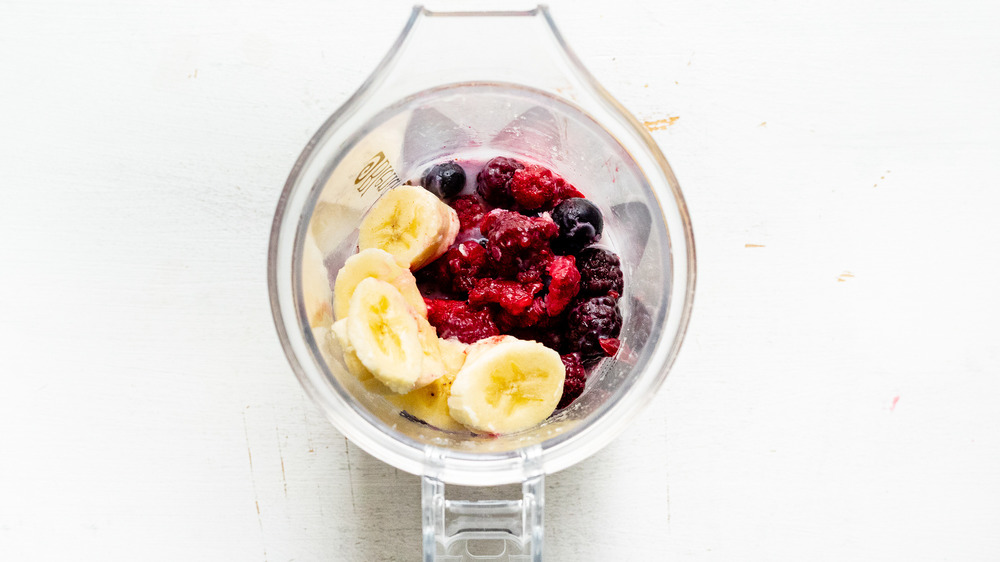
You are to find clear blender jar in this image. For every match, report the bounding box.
[268,6,695,561]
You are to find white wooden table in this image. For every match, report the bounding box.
[3,0,999,559]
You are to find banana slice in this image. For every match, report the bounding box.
[448,338,565,434]
[414,315,448,388]
[331,319,394,396]
[463,335,518,367]
[358,185,459,271]
[346,278,424,394]
[438,337,469,374]
[387,338,469,432]
[334,248,427,320]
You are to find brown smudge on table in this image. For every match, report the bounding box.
[745,243,765,248]
[759,122,767,127]
[643,117,679,131]
[837,271,855,282]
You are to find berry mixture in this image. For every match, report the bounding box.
[418,156,625,408]
[332,154,626,438]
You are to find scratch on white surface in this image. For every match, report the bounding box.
[301,401,316,454]
[275,424,287,498]
[242,412,268,562]
[837,271,855,282]
[344,437,357,514]
[666,482,671,530]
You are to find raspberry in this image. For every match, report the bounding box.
[557,353,587,409]
[450,195,486,232]
[495,297,548,331]
[476,157,523,207]
[565,296,623,361]
[509,164,560,210]
[553,182,585,207]
[424,298,500,344]
[443,241,491,294]
[468,279,543,316]
[599,337,621,357]
[576,248,624,299]
[481,209,558,282]
[544,255,580,316]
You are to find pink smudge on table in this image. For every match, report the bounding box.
[891,396,900,411]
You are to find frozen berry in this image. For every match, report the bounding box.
[576,248,624,298]
[421,161,466,199]
[480,209,558,282]
[424,298,500,344]
[450,195,487,232]
[553,182,586,207]
[599,337,621,357]
[476,156,523,207]
[509,164,560,210]
[495,297,548,331]
[552,198,603,254]
[444,241,491,294]
[544,255,580,316]
[565,296,622,361]
[557,353,587,409]
[469,279,543,316]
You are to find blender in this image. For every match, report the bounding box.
[268,6,695,561]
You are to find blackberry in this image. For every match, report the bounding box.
[565,296,622,361]
[576,248,624,298]
[557,353,587,409]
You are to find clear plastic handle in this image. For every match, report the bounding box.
[422,447,544,561]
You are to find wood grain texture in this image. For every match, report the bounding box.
[1,0,999,560]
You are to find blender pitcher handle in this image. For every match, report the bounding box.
[422,448,545,562]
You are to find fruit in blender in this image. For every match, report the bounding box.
[358,185,459,270]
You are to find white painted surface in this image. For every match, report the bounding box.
[2,0,999,560]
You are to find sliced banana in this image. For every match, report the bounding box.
[331,319,394,396]
[463,335,518,367]
[438,337,469,374]
[414,315,448,388]
[387,337,468,432]
[358,185,459,271]
[448,337,565,434]
[334,248,427,320]
[346,278,424,394]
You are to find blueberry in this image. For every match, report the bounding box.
[552,198,603,254]
[421,161,466,199]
